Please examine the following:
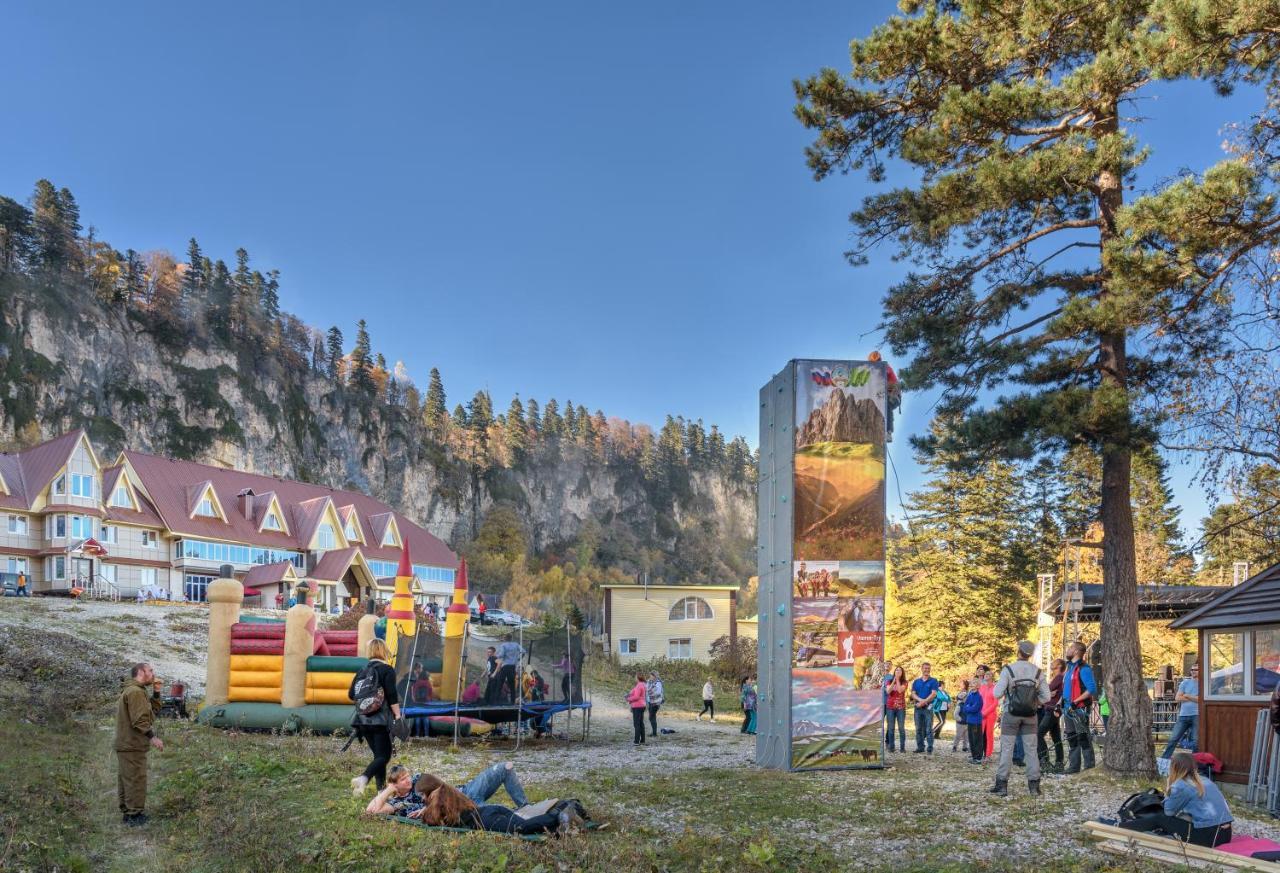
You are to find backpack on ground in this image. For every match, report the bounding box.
[352,663,386,717]
[1117,789,1165,822]
[1004,666,1041,718]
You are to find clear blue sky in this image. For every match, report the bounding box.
[4,2,1261,547]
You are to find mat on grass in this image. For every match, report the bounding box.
[391,814,602,842]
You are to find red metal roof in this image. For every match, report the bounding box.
[242,561,296,587]
[121,449,456,568]
[0,430,88,509]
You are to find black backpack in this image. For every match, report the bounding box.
[1004,666,1041,718]
[1118,789,1165,822]
[352,663,386,717]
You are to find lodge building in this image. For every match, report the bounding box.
[0,430,457,611]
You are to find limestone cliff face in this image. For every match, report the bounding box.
[0,283,754,564]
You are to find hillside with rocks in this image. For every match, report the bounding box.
[0,180,755,607]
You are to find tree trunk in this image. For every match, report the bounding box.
[1094,96,1154,776]
[1098,421,1153,776]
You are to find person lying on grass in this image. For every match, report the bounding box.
[366,762,530,817]
[409,774,589,836]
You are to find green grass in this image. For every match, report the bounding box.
[796,442,884,461]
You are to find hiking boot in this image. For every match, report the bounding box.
[990,778,1008,797]
[125,813,149,827]
[1028,779,1041,797]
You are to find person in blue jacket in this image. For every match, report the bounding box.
[1119,750,1233,847]
[961,671,987,764]
[1061,641,1097,773]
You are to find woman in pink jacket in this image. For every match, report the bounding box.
[627,673,648,745]
[978,666,997,760]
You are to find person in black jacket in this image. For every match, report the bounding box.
[349,638,402,795]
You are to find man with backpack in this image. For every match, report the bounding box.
[991,641,1051,797]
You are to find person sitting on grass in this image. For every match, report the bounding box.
[1118,750,1233,847]
[410,774,592,836]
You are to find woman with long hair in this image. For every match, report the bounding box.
[1119,751,1233,847]
[884,666,907,753]
[348,637,401,796]
[411,774,578,835]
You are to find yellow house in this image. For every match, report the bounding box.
[601,583,740,664]
[738,614,759,641]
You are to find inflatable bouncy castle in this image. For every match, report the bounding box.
[197,563,379,733]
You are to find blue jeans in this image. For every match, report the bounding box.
[885,708,906,750]
[914,707,933,752]
[458,763,528,807]
[1162,714,1198,758]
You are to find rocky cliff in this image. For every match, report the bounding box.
[0,279,754,585]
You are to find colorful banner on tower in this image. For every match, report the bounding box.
[790,360,887,770]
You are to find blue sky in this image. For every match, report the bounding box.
[4,2,1263,544]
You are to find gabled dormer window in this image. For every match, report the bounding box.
[317,523,336,550]
[196,497,216,517]
[52,474,66,496]
[263,511,282,531]
[345,520,358,540]
[111,484,133,508]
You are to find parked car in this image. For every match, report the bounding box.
[484,608,525,627]
[1,577,16,597]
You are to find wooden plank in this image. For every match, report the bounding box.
[1096,839,1242,871]
[1084,822,1280,872]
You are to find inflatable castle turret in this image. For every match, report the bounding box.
[384,543,416,663]
[439,558,469,701]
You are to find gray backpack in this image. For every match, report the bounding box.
[1004,666,1041,718]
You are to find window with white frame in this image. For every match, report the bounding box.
[1255,627,1280,696]
[141,530,158,549]
[101,525,118,545]
[382,525,397,546]
[99,564,117,584]
[618,638,637,655]
[344,519,359,541]
[51,556,66,580]
[70,515,94,540]
[195,496,216,517]
[7,516,28,535]
[263,511,282,531]
[1206,631,1247,696]
[70,473,94,498]
[316,522,336,550]
[140,567,157,589]
[669,596,713,621]
[668,638,693,660]
[111,484,132,507]
[47,515,67,539]
[7,557,27,574]
[52,474,66,496]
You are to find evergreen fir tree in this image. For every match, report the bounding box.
[423,368,447,438]
[349,319,376,394]
[261,269,281,321]
[542,399,563,437]
[686,419,707,469]
[564,400,578,437]
[311,334,325,372]
[122,249,145,305]
[181,238,204,315]
[30,179,80,275]
[451,403,468,428]
[505,396,528,457]
[708,425,726,469]
[0,196,33,273]
[206,259,233,341]
[325,326,344,380]
[526,398,542,436]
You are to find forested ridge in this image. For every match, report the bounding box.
[0,180,755,615]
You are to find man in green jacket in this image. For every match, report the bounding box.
[115,663,163,826]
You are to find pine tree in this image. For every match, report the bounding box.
[30,180,80,275]
[121,249,145,305]
[543,399,563,437]
[181,238,204,315]
[468,390,494,436]
[232,247,256,336]
[526,398,542,436]
[1199,466,1280,578]
[505,396,528,457]
[707,424,726,470]
[325,326,344,380]
[423,368,447,438]
[726,437,752,484]
[686,419,707,469]
[564,400,578,437]
[0,196,33,273]
[311,334,325,371]
[206,259,233,341]
[349,319,376,394]
[889,426,1035,677]
[261,269,281,321]
[792,3,1280,774]
[451,403,468,428]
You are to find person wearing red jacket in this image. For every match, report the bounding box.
[626,674,648,745]
[978,665,998,760]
